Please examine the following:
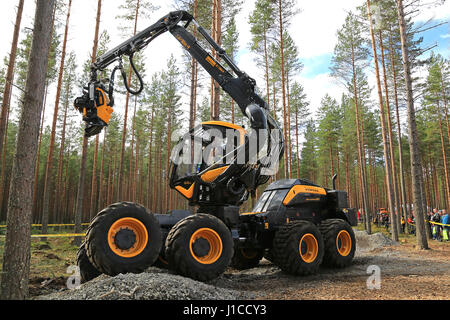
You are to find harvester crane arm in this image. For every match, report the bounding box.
[74,10,276,137]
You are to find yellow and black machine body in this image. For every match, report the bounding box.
[75,10,357,284]
[237,178,357,249]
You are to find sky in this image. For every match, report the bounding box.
[0,0,448,132]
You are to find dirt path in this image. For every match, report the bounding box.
[214,240,450,300]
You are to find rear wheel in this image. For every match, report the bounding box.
[85,202,162,276]
[76,242,101,283]
[165,214,233,282]
[230,247,264,270]
[319,219,356,268]
[272,221,324,275]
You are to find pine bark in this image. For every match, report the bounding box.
[351,43,370,233]
[0,0,24,172]
[389,29,409,223]
[41,0,72,238]
[379,30,401,236]
[278,0,289,179]
[436,101,450,209]
[53,78,70,219]
[367,0,398,241]
[118,0,140,200]
[0,0,55,300]
[74,0,102,244]
[396,0,428,249]
[210,0,221,121]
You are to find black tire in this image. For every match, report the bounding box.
[153,228,170,269]
[165,213,233,282]
[85,202,162,276]
[263,248,275,263]
[272,221,324,276]
[230,247,264,270]
[76,242,101,283]
[319,219,356,268]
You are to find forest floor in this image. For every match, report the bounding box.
[216,235,450,300]
[0,224,448,300]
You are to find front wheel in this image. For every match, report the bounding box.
[165,214,233,282]
[85,202,162,276]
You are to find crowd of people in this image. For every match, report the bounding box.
[359,207,449,241]
[428,208,449,241]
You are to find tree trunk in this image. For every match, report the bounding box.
[74,137,88,246]
[351,43,370,234]
[165,104,173,213]
[97,130,107,211]
[0,0,24,171]
[32,85,47,218]
[118,0,140,200]
[74,0,102,243]
[389,29,409,224]
[210,0,221,121]
[147,110,154,210]
[278,0,289,179]
[396,0,428,249]
[379,30,401,235]
[0,0,55,300]
[295,106,300,177]
[41,0,72,239]
[367,0,398,241]
[436,101,450,209]
[53,78,70,220]
[286,65,292,178]
[128,98,137,200]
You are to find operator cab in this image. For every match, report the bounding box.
[170,121,251,207]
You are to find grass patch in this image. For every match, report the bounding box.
[0,232,84,280]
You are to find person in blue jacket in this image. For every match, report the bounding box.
[442,209,449,241]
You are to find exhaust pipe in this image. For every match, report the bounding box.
[332,174,337,190]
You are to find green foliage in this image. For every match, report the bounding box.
[116,0,159,36]
[299,119,318,181]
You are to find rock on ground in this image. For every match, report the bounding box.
[36,267,252,300]
[353,230,395,252]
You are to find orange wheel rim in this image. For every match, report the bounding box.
[299,233,318,263]
[336,230,352,256]
[189,228,223,265]
[107,217,148,258]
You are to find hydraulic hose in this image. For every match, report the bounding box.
[121,53,144,95]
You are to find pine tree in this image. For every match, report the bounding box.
[116,0,157,201]
[288,81,309,177]
[249,0,276,108]
[0,0,55,300]
[396,0,428,249]
[41,0,73,239]
[366,0,399,241]
[330,11,372,232]
[0,0,24,169]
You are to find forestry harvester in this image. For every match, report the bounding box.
[74,11,358,282]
